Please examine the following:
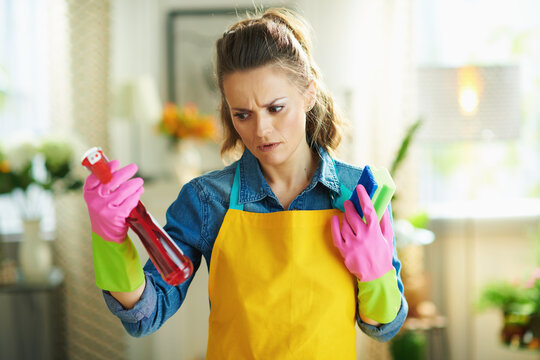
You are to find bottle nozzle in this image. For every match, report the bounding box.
[81,147,113,184]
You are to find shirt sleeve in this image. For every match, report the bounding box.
[101,180,210,337]
[356,203,409,342]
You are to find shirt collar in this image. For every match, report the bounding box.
[313,146,341,195]
[237,146,342,205]
[238,149,275,204]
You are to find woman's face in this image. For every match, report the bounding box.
[223,65,314,168]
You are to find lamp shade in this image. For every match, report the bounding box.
[416,65,521,142]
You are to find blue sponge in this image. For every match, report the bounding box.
[349,165,396,221]
[350,165,378,218]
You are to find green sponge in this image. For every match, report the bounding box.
[371,166,396,221]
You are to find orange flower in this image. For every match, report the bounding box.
[0,160,10,173]
[161,103,180,135]
[175,124,190,139]
[162,102,178,120]
[182,102,198,120]
[195,117,218,139]
[158,102,218,142]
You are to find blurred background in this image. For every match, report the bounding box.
[0,0,539,359]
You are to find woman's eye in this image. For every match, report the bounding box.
[269,105,284,113]
[233,112,249,120]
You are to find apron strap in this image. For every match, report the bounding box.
[332,183,352,212]
[229,164,244,210]
[229,161,352,211]
[331,160,352,212]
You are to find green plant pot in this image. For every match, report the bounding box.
[501,312,540,350]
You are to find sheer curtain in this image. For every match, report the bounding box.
[0,0,53,233]
[0,0,50,139]
[0,0,108,150]
[0,0,79,233]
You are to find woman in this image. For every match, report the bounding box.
[83,8,408,359]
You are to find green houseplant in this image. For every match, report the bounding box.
[477,267,540,350]
[0,137,84,220]
[477,226,540,350]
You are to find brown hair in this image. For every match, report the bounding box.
[215,7,344,158]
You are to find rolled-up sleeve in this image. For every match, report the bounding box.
[103,273,157,323]
[357,296,409,342]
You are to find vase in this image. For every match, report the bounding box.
[18,219,53,284]
[173,139,202,185]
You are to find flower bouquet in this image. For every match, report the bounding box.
[157,102,218,183]
[157,102,217,144]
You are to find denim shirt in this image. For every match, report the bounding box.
[103,147,408,342]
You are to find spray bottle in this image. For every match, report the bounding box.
[81,147,193,286]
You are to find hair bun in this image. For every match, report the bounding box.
[261,8,312,53]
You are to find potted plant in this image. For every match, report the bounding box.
[477,268,540,350]
[0,136,84,283]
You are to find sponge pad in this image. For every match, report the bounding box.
[350,165,396,221]
[350,165,378,218]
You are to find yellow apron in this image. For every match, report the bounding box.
[207,164,357,359]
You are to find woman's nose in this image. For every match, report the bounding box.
[255,114,272,137]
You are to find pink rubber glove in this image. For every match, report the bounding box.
[331,184,401,323]
[83,159,144,243]
[331,184,394,281]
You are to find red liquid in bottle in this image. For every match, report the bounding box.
[126,202,193,285]
[82,147,193,286]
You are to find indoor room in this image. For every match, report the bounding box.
[0,0,539,359]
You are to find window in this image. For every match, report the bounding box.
[0,0,50,139]
[414,0,540,207]
[0,0,54,235]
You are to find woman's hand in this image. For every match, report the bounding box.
[331,184,394,281]
[83,160,144,243]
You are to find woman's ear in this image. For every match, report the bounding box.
[304,80,317,112]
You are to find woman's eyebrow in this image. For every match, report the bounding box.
[231,97,288,111]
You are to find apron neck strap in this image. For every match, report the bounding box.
[229,161,352,211]
[229,164,244,210]
[331,160,352,212]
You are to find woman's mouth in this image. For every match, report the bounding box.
[258,142,280,152]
